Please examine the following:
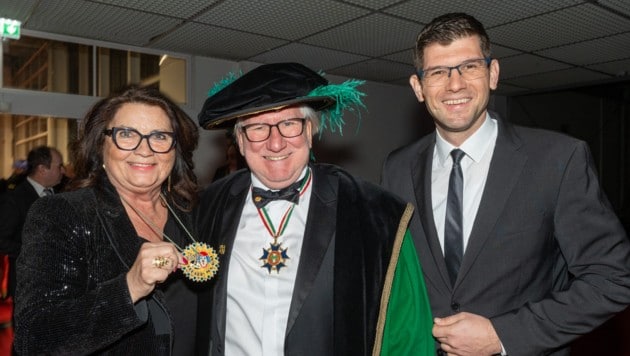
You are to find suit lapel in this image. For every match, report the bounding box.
[285,165,337,335]
[456,117,527,287]
[213,174,250,347]
[23,182,41,205]
[96,186,143,270]
[412,135,454,292]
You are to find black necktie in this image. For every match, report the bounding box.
[252,176,306,209]
[444,149,465,286]
[42,188,54,197]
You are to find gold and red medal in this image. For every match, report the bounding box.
[181,242,220,282]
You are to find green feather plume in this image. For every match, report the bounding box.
[207,71,242,97]
[307,78,366,135]
[206,68,366,137]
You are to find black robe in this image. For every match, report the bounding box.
[194,163,412,356]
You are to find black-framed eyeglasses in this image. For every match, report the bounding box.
[417,57,492,87]
[240,118,306,142]
[103,127,176,153]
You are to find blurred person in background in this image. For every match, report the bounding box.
[0,146,64,299]
[0,159,28,194]
[0,146,64,354]
[211,131,247,182]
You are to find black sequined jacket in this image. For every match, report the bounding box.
[14,178,178,355]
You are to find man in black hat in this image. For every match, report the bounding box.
[194,62,433,356]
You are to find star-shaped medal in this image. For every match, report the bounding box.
[260,242,289,273]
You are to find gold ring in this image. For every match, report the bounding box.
[152,256,169,269]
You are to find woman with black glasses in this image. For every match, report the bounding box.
[14,85,216,355]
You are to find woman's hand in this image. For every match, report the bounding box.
[126,241,182,303]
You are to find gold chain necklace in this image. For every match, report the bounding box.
[120,193,219,282]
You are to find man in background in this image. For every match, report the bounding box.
[211,131,247,182]
[0,145,65,344]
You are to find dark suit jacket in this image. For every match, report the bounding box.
[194,163,412,356]
[382,112,630,356]
[0,180,40,296]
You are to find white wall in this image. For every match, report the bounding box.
[187,57,240,187]
[310,74,428,183]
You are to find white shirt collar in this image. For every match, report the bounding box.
[27,176,48,196]
[435,113,497,166]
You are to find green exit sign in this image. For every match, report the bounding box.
[1,18,21,40]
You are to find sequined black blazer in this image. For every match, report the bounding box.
[14,179,175,355]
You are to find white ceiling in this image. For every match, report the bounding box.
[2,0,630,96]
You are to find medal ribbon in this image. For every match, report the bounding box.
[255,168,312,242]
[258,204,295,239]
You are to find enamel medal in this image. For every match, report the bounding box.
[181,242,220,282]
[260,241,290,273]
[254,168,312,274]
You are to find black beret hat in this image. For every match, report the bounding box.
[198,62,336,129]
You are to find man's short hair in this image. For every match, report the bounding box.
[26,146,56,175]
[413,12,492,69]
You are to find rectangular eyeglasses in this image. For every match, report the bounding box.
[418,57,492,87]
[103,127,176,153]
[240,118,306,142]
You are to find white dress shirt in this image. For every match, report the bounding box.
[26,176,51,197]
[225,167,312,356]
[431,114,497,254]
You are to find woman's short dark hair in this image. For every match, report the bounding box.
[69,85,199,210]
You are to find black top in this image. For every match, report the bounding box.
[158,216,198,356]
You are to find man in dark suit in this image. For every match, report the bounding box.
[0,146,65,298]
[382,13,630,356]
[195,63,433,355]
[0,145,64,351]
